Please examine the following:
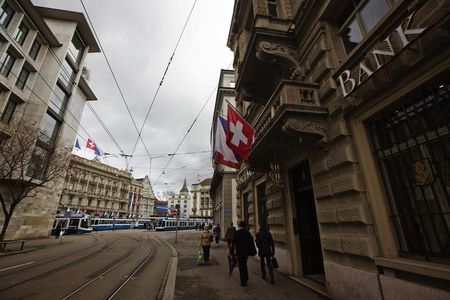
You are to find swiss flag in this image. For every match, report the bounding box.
[86,138,97,151]
[226,104,254,160]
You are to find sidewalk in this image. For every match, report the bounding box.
[159,230,327,300]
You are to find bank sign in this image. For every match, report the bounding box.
[337,12,427,98]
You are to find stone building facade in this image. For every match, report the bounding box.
[167,179,191,218]
[210,69,239,236]
[135,175,156,217]
[227,0,450,299]
[191,178,213,218]
[0,0,99,239]
[59,154,141,218]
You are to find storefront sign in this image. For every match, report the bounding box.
[337,12,427,98]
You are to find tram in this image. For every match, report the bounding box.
[134,217,160,229]
[91,218,136,231]
[155,217,207,231]
[52,213,93,235]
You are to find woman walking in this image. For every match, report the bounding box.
[199,226,213,264]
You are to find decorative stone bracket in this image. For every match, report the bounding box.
[256,41,305,80]
[282,117,328,146]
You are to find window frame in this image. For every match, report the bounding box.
[15,66,30,90]
[1,95,19,124]
[29,38,41,60]
[15,22,29,45]
[337,0,394,54]
[0,51,16,77]
[0,2,14,29]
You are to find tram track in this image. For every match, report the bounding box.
[0,234,123,293]
[0,233,103,279]
[60,233,156,300]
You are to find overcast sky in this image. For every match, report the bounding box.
[33,0,234,197]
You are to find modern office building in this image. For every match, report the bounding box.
[0,0,99,239]
[227,0,449,299]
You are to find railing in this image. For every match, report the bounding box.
[253,80,319,140]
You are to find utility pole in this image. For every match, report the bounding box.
[175,204,180,243]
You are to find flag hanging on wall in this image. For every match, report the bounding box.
[226,104,254,160]
[213,115,241,169]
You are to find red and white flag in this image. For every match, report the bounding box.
[226,104,254,160]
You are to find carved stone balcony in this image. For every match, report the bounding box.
[248,80,328,171]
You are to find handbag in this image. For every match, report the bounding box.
[271,257,279,269]
[197,249,204,264]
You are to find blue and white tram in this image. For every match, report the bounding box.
[52,213,93,235]
[92,218,135,231]
[134,217,160,229]
[155,217,205,231]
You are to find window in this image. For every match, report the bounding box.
[338,0,391,53]
[1,96,18,124]
[15,67,30,90]
[0,2,14,29]
[267,0,278,17]
[15,22,29,45]
[39,112,60,146]
[49,83,68,117]
[59,58,76,90]
[367,80,450,261]
[29,39,41,60]
[26,145,51,180]
[67,32,85,65]
[0,52,15,77]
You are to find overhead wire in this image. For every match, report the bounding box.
[126,0,198,162]
[79,0,152,165]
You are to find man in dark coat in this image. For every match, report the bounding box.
[233,221,256,287]
[255,226,275,284]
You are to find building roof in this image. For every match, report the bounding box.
[180,178,189,193]
[36,6,101,53]
[200,178,212,186]
[78,76,97,101]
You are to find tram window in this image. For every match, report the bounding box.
[59,220,68,228]
[53,220,57,228]
[94,220,98,225]
[69,219,79,227]
[81,219,88,228]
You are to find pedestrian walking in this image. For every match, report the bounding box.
[55,223,61,239]
[255,226,275,284]
[225,222,236,251]
[233,221,257,287]
[214,224,221,247]
[199,226,213,264]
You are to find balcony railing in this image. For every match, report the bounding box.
[253,80,320,140]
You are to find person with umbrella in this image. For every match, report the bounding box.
[233,221,257,287]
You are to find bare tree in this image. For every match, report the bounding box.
[0,121,70,241]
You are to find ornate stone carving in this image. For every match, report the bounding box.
[256,41,305,80]
[282,117,327,141]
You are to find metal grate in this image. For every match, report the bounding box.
[367,81,450,262]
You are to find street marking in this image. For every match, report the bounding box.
[0,261,34,272]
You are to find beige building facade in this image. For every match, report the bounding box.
[191,178,213,218]
[228,0,449,299]
[210,69,239,236]
[0,0,99,239]
[59,155,139,218]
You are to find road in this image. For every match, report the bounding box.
[0,230,173,300]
